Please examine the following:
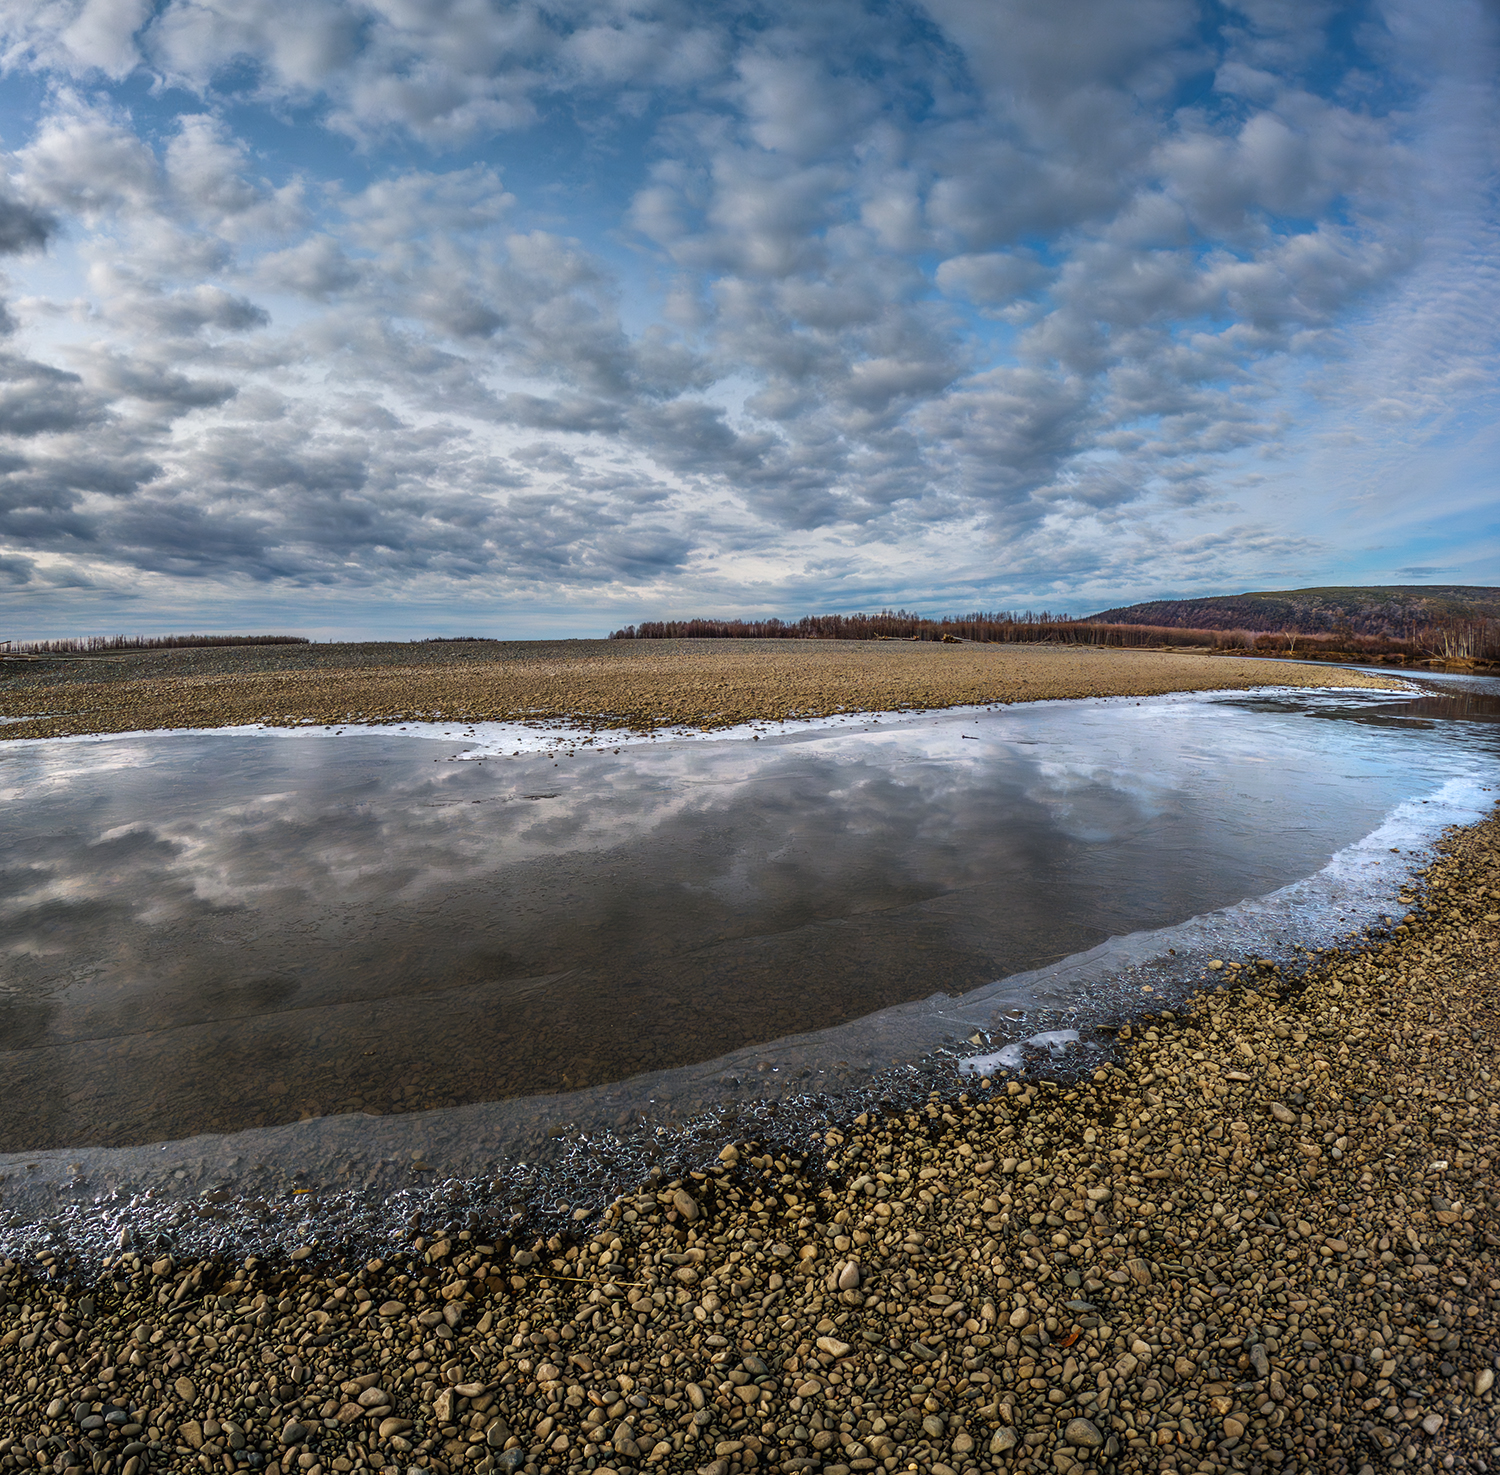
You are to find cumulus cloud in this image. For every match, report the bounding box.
[254,235,360,299]
[0,0,1492,631]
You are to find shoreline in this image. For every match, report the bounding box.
[0,640,1406,743]
[0,680,1419,762]
[2,811,1498,1474]
[0,761,1479,1238]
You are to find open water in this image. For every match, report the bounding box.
[0,675,1495,1261]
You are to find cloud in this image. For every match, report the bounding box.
[0,353,105,436]
[0,190,56,256]
[254,235,360,299]
[94,274,270,336]
[935,251,1051,307]
[14,103,162,222]
[0,0,1491,631]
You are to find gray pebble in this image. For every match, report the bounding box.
[1065,1416,1104,1448]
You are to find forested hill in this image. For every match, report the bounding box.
[1087,586,1500,637]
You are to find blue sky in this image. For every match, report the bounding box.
[0,0,1495,640]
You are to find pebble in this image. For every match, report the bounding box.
[0,808,1496,1475]
[1064,1415,1104,1447]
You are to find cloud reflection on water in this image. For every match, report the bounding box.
[0,690,1489,1152]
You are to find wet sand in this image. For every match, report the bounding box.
[0,640,1400,741]
[2,807,1497,1475]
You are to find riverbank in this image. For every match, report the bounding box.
[0,640,1402,742]
[3,810,1497,1474]
[1216,650,1499,674]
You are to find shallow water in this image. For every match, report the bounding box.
[1,679,1495,1257]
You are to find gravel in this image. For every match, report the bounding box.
[0,638,1398,742]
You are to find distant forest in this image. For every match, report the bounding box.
[5,634,310,655]
[1090,585,1500,637]
[611,594,1499,661]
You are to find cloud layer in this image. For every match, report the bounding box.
[0,0,1495,634]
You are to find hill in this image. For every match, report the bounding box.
[1087,586,1500,638]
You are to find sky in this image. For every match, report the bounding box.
[0,0,1496,641]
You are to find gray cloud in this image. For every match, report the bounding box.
[0,191,55,256]
[254,235,360,299]
[0,354,104,436]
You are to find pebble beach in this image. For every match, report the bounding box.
[2,800,1497,1475]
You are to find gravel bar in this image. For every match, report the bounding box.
[3,804,1498,1475]
[0,639,1400,742]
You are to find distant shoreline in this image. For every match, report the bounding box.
[1215,648,1498,674]
[0,639,1407,743]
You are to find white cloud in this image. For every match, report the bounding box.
[15,102,162,222]
[254,235,360,299]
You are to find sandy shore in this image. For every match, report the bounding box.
[0,639,1403,742]
[2,804,1497,1474]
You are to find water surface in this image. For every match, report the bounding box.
[0,679,1495,1252]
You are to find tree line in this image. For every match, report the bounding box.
[4,634,310,655]
[608,609,1498,660]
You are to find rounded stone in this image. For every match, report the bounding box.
[1064,1417,1104,1448]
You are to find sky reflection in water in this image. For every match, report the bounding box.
[1,681,1495,1160]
